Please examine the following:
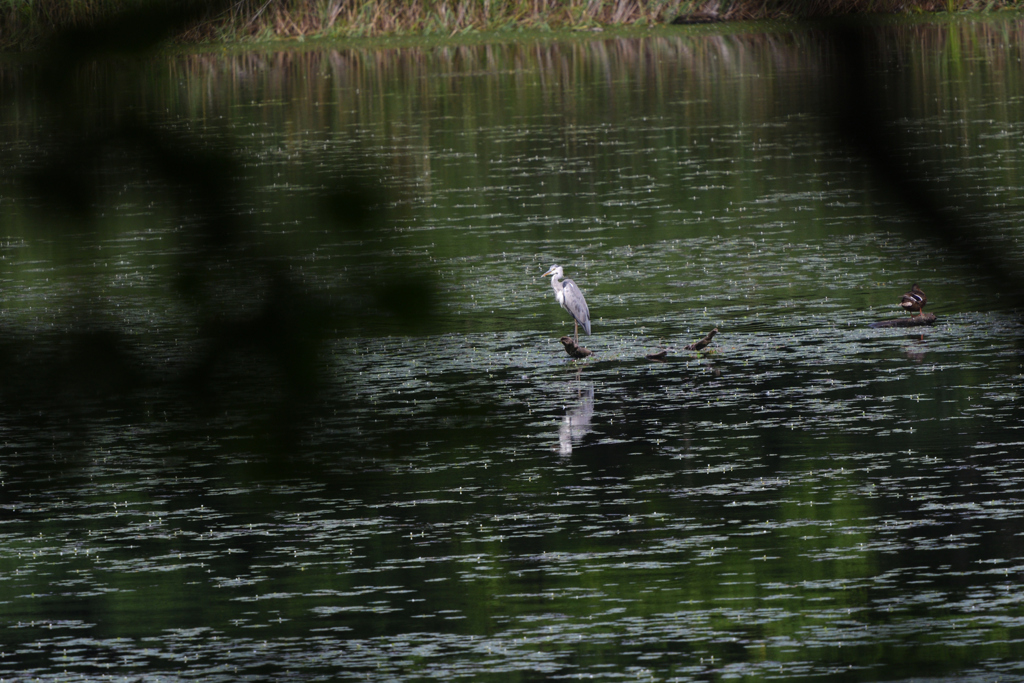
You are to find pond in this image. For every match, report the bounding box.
[1,17,1024,681]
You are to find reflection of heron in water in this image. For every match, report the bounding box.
[557,380,594,456]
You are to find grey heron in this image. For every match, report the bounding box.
[541,265,591,343]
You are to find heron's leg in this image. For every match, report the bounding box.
[573,321,579,344]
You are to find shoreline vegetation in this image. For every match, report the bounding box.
[0,0,1021,49]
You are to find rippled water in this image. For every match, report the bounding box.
[2,18,1024,682]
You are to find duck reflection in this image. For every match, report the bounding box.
[904,341,927,362]
[556,379,595,456]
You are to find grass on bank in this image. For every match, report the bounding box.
[0,0,1019,48]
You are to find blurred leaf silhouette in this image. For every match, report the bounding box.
[825,20,1024,304]
[3,1,441,454]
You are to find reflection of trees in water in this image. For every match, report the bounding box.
[158,33,828,124]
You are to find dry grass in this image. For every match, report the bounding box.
[0,0,1014,48]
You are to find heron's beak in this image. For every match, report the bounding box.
[541,268,554,278]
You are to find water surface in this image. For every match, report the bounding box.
[1,19,1024,681]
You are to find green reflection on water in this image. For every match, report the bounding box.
[1,15,1024,682]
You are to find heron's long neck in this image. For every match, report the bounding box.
[551,276,565,304]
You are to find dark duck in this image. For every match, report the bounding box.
[900,284,927,316]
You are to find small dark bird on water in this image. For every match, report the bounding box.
[560,336,592,359]
[900,284,927,316]
[684,327,718,351]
